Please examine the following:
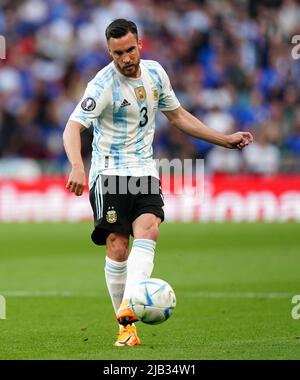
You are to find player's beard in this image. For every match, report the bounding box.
[118,58,141,78]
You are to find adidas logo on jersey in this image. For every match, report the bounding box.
[120,99,131,108]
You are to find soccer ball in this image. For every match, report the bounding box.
[129,278,176,325]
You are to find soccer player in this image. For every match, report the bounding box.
[63,19,253,346]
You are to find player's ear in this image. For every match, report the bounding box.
[107,39,113,58]
[138,38,142,52]
[108,47,113,59]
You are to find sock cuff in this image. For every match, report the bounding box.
[105,256,127,275]
[132,239,156,255]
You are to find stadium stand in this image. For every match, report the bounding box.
[0,0,300,175]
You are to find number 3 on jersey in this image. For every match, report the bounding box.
[139,107,148,127]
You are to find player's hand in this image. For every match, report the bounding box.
[226,131,254,150]
[66,166,86,196]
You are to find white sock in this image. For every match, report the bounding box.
[122,239,156,302]
[104,256,127,314]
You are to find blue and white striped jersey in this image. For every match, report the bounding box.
[69,59,180,188]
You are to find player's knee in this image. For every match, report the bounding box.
[106,233,129,261]
[134,216,160,240]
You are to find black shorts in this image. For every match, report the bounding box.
[89,175,164,245]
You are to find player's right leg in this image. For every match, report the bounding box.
[114,325,141,347]
[89,175,140,346]
[105,233,140,346]
[105,232,129,317]
[111,228,140,327]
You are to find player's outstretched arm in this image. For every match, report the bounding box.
[163,106,253,150]
[62,120,86,196]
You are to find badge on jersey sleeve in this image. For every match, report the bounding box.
[134,86,147,102]
[81,97,96,111]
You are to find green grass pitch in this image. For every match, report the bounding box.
[0,222,299,360]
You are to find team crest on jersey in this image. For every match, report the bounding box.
[81,97,96,111]
[106,207,117,223]
[134,86,147,102]
[152,88,159,101]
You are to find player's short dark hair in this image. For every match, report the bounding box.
[105,19,138,41]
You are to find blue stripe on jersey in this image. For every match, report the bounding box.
[95,65,114,88]
[92,117,103,155]
[110,75,127,168]
[146,65,169,109]
[90,67,114,156]
[147,67,163,94]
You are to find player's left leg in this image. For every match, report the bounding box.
[116,213,161,326]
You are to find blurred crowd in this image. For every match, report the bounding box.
[1,0,300,177]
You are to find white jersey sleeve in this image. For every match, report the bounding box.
[69,70,112,128]
[157,65,180,112]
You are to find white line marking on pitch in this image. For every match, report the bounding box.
[0,290,292,299]
[0,291,77,297]
[187,291,291,299]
